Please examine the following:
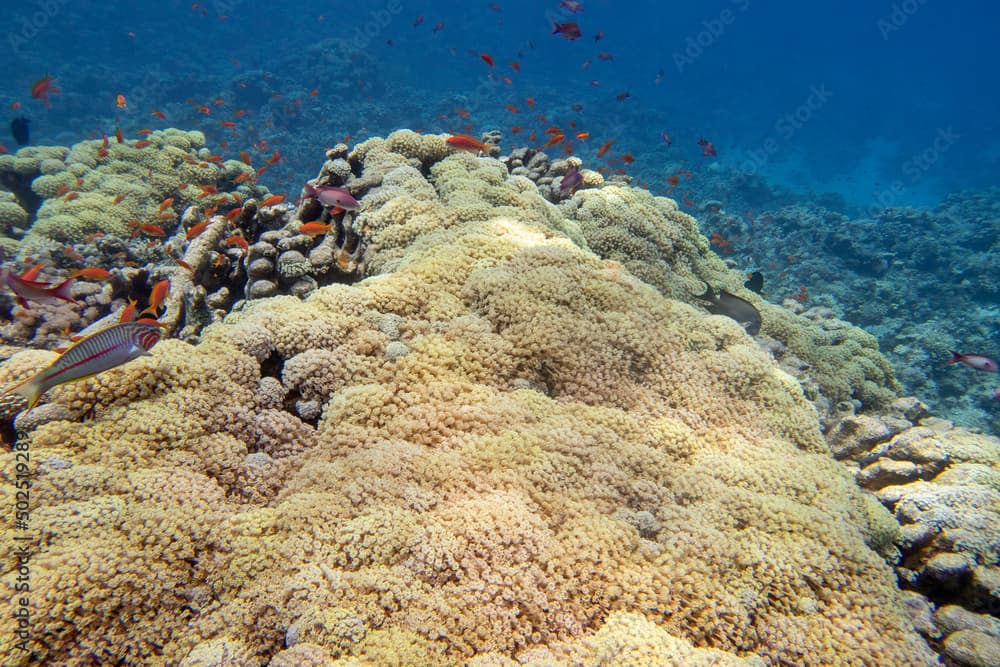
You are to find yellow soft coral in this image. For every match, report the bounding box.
[0,132,935,667]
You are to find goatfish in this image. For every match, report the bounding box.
[3,320,163,409]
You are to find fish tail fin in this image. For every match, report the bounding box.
[945,351,963,365]
[5,372,46,410]
[52,278,77,304]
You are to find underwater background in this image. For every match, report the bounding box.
[2,2,1000,666]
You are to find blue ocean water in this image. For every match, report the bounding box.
[3,0,999,424]
[4,0,997,208]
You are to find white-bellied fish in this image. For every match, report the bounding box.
[1,266,76,310]
[946,351,998,372]
[4,320,163,409]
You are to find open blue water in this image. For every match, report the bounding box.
[4,0,996,210]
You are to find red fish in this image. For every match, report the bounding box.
[30,74,60,107]
[140,279,170,317]
[120,297,138,323]
[303,183,359,211]
[597,140,615,158]
[946,352,998,372]
[225,235,249,251]
[129,222,167,238]
[1,268,76,310]
[260,194,285,207]
[186,219,211,239]
[116,94,127,109]
[69,267,112,281]
[551,22,582,40]
[446,134,492,153]
[698,137,717,157]
[298,221,332,236]
[542,134,565,148]
[480,53,495,68]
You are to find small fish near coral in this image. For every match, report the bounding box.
[0,265,76,310]
[559,165,583,195]
[945,351,998,372]
[744,271,764,295]
[302,183,360,211]
[695,281,761,336]
[3,320,164,410]
[10,115,29,146]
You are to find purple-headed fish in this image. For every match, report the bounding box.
[1,266,76,310]
[4,320,163,409]
[946,351,998,372]
[559,165,583,195]
[303,183,360,212]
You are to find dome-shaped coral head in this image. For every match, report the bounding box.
[303,183,359,212]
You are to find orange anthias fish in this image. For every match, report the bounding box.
[119,297,139,323]
[480,53,494,68]
[31,74,60,107]
[260,195,285,207]
[116,94,127,109]
[140,279,170,317]
[298,222,332,237]
[597,140,615,158]
[542,134,565,148]
[69,267,112,281]
[129,222,167,238]
[446,135,491,153]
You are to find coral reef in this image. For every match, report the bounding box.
[828,398,1000,667]
[0,131,938,666]
[698,192,1000,430]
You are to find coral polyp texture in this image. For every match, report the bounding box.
[0,131,936,666]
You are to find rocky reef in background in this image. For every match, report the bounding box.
[697,189,1000,433]
[0,130,996,666]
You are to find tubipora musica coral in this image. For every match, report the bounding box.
[0,130,936,666]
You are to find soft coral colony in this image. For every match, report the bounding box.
[0,129,943,666]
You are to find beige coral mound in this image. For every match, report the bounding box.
[0,132,934,666]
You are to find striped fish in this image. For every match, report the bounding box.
[5,320,163,410]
